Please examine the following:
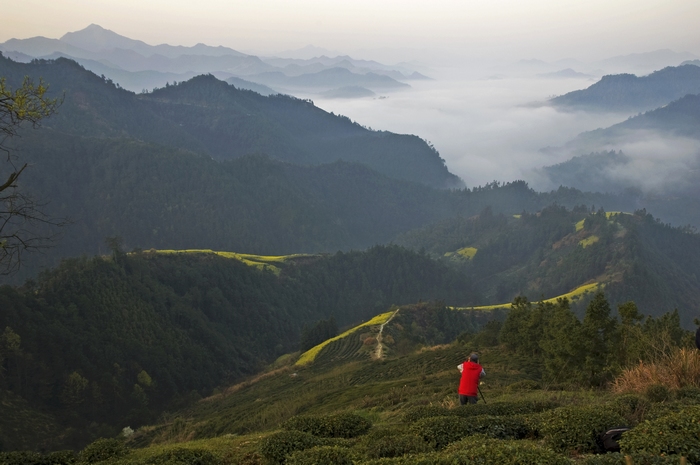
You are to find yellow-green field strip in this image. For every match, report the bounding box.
[453,282,601,311]
[295,311,395,367]
[147,249,314,275]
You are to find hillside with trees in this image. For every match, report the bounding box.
[550,64,700,112]
[0,54,461,189]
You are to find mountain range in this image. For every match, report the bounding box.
[0,24,424,94]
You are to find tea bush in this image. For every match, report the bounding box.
[535,405,625,453]
[0,451,76,465]
[142,448,219,465]
[619,405,700,463]
[79,438,127,463]
[445,436,570,465]
[281,412,371,438]
[451,400,558,418]
[401,406,450,423]
[258,430,320,464]
[577,452,685,464]
[362,433,432,459]
[645,384,671,403]
[505,380,541,391]
[411,414,529,449]
[286,445,353,465]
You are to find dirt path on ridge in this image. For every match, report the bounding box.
[374,309,399,360]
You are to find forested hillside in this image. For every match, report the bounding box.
[396,206,700,326]
[550,64,700,111]
[0,246,478,449]
[0,54,461,189]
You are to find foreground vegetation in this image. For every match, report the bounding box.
[4,294,696,464]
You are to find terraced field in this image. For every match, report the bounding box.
[453,282,601,311]
[147,249,315,275]
[295,311,395,366]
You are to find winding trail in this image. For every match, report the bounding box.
[373,309,400,360]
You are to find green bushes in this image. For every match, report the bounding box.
[619,405,700,462]
[286,446,353,465]
[411,415,530,449]
[401,406,450,423]
[401,400,557,425]
[577,452,685,464]
[79,438,127,463]
[645,384,671,403]
[258,430,320,464]
[361,433,432,459]
[445,436,570,465]
[506,380,541,391]
[0,451,76,465]
[535,405,625,453]
[142,448,219,465]
[281,412,371,438]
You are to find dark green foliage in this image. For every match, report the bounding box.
[78,438,126,464]
[619,405,700,462]
[446,436,571,465]
[0,450,76,465]
[536,405,626,453]
[410,414,529,449]
[300,318,337,352]
[451,400,558,418]
[506,380,541,391]
[645,384,671,403]
[610,394,648,424]
[281,413,371,438]
[401,406,451,423]
[576,452,684,464]
[142,448,219,465]
[674,385,700,400]
[286,445,353,465]
[360,433,432,459]
[411,416,470,450]
[258,430,320,465]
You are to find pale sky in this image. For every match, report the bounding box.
[3,0,700,63]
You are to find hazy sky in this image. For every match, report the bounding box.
[4,0,700,63]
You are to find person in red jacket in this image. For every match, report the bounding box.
[457,353,485,405]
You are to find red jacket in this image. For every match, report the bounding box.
[458,361,484,396]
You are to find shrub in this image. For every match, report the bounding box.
[645,384,671,403]
[610,394,648,425]
[362,433,432,459]
[286,446,353,465]
[0,451,77,465]
[411,416,470,450]
[577,452,685,464]
[411,415,529,449]
[445,436,569,465]
[401,406,450,423]
[451,400,558,418]
[536,405,625,453]
[362,453,450,465]
[619,405,700,463]
[505,380,541,391]
[79,438,127,464]
[258,430,320,465]
[143,448,219,464]
[282,412,371,438]
[675,385,700,400]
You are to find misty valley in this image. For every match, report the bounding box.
[2,24,700,465]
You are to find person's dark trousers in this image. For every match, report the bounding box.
[459,395,478,405]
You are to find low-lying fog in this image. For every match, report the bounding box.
[298,66,664,191]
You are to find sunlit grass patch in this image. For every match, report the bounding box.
[579,235,599,248]
[146,249,314,275]
[445,247,477,260]
[453,282,600,311]
[575,219,585,232]
[295,311,395,367]
[456,247,477,259]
